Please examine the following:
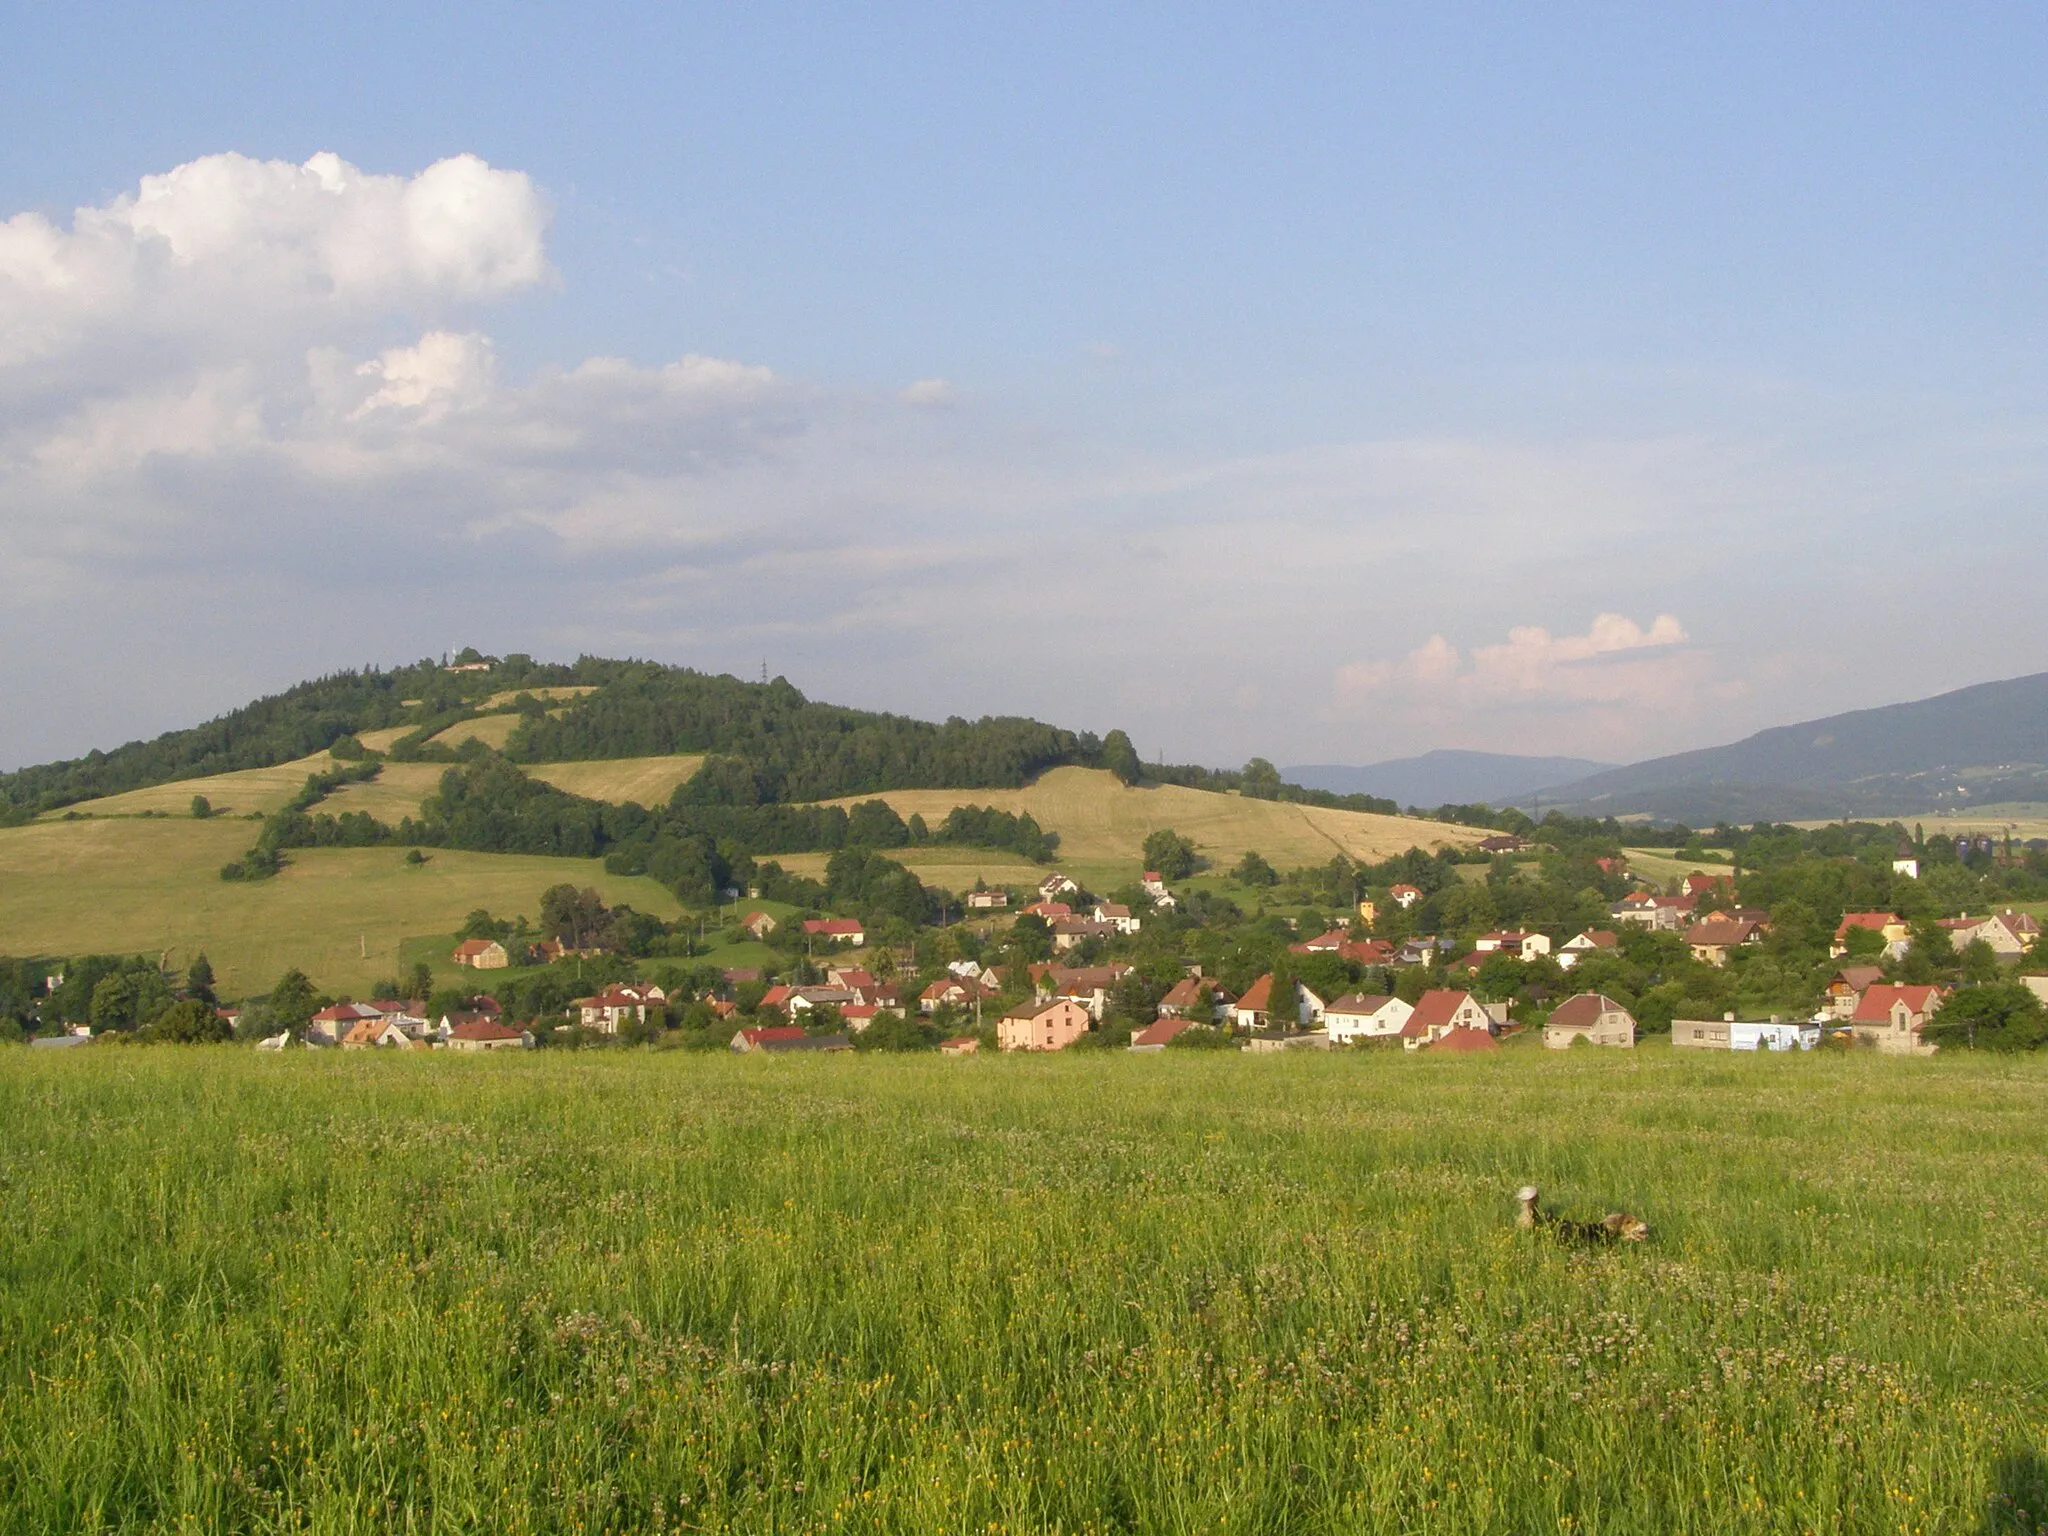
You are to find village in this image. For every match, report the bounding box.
[219,839,2048,1059]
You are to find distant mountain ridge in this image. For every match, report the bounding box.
[1285,751,1615,809]
[1541,670,2048,823]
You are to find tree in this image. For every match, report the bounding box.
[185,954,216,1005]
[1959,937,2003,985]
[268,968,322,1032]
[1101,730,1143,786]
[190,795,212,819]
[1142,829,1199,882]
[541,884,613,950]
[403,961,435,1001]
[134,998,232,1044]
[1234,851,1278,888]
[1922,982,2047,1052]
[1241,759,1283,801]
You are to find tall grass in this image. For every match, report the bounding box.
[1,1048,2044,1533]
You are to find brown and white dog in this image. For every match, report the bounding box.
[1516,1185,1648,1244]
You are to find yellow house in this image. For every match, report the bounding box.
[1357,899,1377,926]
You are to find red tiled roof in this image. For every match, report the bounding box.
[737,1025,807,1047]
[802,918,864,936]
[1545,993,1626,1031]
[448,1018,523,1042]
[1131,1017,1194,1048]
[1236,974,1275,1012]
[1408,989,1474,1032]
[1428,1026,1499,1053]
[1849,984,1945,1025]
[1834,911,1901,938]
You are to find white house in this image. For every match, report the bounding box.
[1322,993,1415,1044]
[1556,930,1619,970]
[1672,1015,1820,1052]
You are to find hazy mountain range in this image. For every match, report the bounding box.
[1283,751,1613,809]
[1297,671,2048,824]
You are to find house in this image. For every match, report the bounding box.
[1339,938,1397,967]
[1941,910,2040,959]
[741,910,779,939]
[1611,892,1695,932]
[720,968,763,986]
[1291,928,1350,954]
[1230,974,1325,1031]
[826,965,877,992]
[31,1033,93,1049]
[444,1018,532,1051]
[1243,1028,1330,1053]
[1824,965,1887,1020]
[1357,899,1378,926]
[755,1032,854,1054]
[1477,835,1529,855]
[534,938,569,964]
[997,998,1092,1052]
[757,984,796,1014]
[787,986,859,1017]
[254,1032,291,1051]
[452,938,509,970]
[1140,871,1179,910]
[1022,901,1073,921]
[1686,917,1767,967]
[306,1001,385,1045]
[368,999,432,1038]
[919,977,993,1015]
[1846,984,1945,1055]
[1129,1017,1197,1051]
[731,1025,808,1052]
[801,918,866,947]
[1046,964,1130,1022]
[966,889,1010,910]
[1427,1026,1500,1054]
[1396,938,1444,966]
[1050,917,1117,953]
[1399,989,1495,1050]
[1594,857,1627,877]
[1557,930,1619,970]
[575,982,668,1034]
[1389,884,1424,909]
[341,1017,413,1049]
[1542,993,1637,1049]
[1831,912,1910,959]
[1683,872,1732,898]
[1893,856,1921,879]
[1322,993,1414,1044]
[1157,976,1233,1023]
[1038,873,1080,901]
[1475,930,1551,962]
[1672,1015,1819,1051]
[1092,902,1141,935]
[938,1036,981,1055]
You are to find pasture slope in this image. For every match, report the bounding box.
[817,766,1481,873]
[0,817,683,996]
[0,762,1455,992]
[1,1048,2042,1531]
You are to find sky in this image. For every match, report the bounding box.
[4,3,2047,773]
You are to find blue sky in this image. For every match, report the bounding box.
[4,4,2046,770]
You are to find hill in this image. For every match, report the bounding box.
[1284,750,1614,809]
[0,653,1469,993]
[1544,670,2048,823]
[810,766,1480,886]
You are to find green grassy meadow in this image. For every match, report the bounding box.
[0,819,684,995]
[3,1048,2045,1533]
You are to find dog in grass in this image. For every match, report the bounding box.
[1516,1185,1649,1244]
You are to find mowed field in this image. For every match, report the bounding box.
[0,817,683,995]
[43,752,347,819]
[2,1049,2044,1533]
[527,755,705,806]
[819,767,1481,878]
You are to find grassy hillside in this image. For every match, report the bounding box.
[0,817,682,996]
[818,766,1479,875]
[44,752,345,819]
[3,1049,2042,1531]
[527,755,705,806]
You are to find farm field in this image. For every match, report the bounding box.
[42,752,345,820]
[527,754,705,806]
[817,767,1481,878]
[1621,846,1736,888]
[773,844,1062,894]
[1,1049,2044,1533]
[0,818,683,996]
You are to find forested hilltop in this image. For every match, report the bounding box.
[0,651,1403,824]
